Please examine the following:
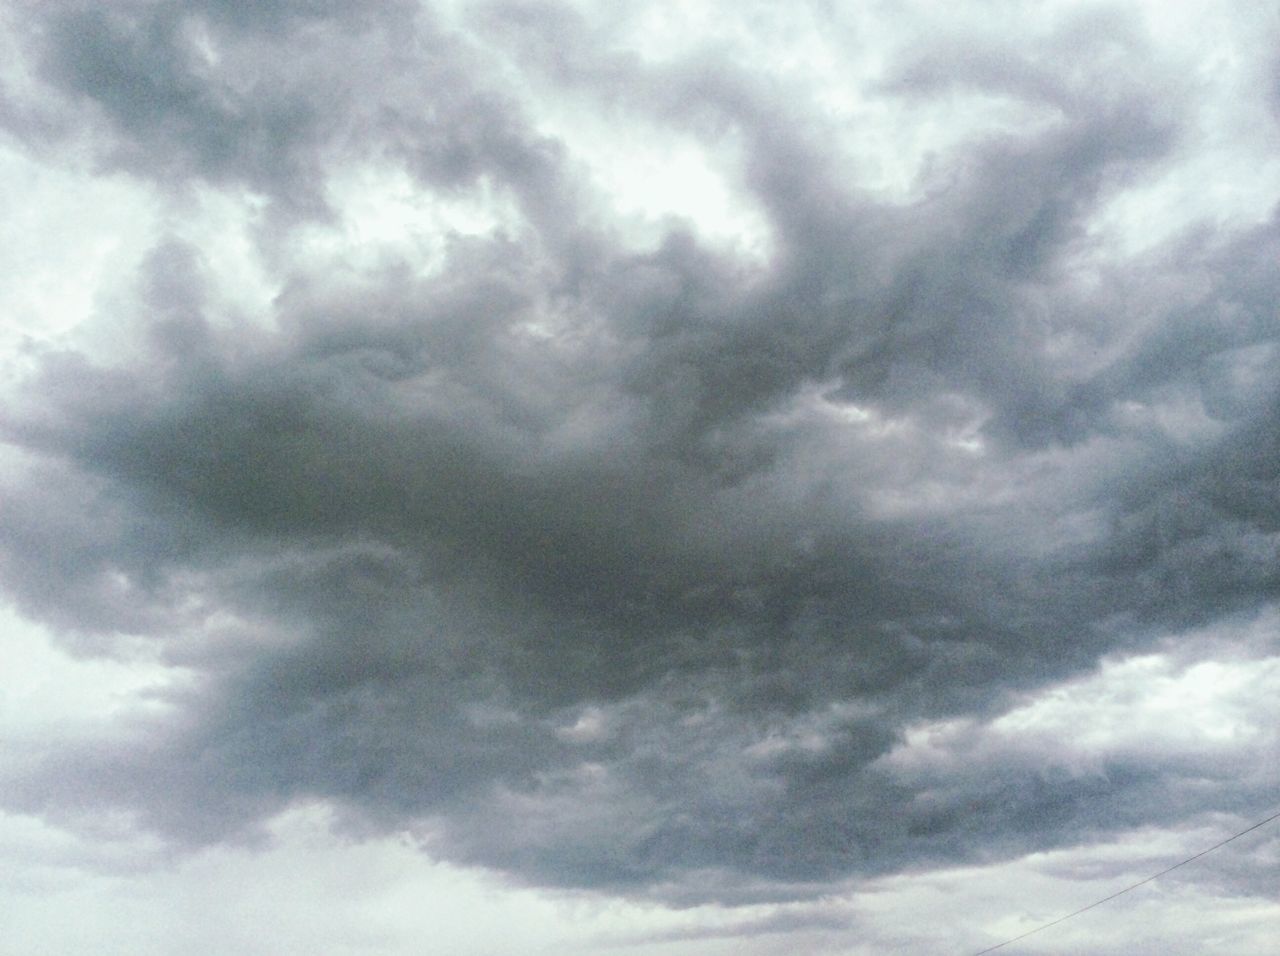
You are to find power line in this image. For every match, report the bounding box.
[969,807,1280,955]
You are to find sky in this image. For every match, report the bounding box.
[0,0,1278,952]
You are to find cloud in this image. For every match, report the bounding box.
[0,0,1276,945]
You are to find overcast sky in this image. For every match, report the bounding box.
[1,0,1278,953]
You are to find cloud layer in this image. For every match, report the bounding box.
[1,0,1277,947]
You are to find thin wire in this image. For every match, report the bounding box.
[969,807,1280,955]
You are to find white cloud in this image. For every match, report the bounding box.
[0,145,160,370]
[879,610,1280,780]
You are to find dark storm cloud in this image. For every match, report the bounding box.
[1,0,1277,902]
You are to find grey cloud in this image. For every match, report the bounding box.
[0,0,1277,908]
[608,904,853,947]
[18,0,569,227]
